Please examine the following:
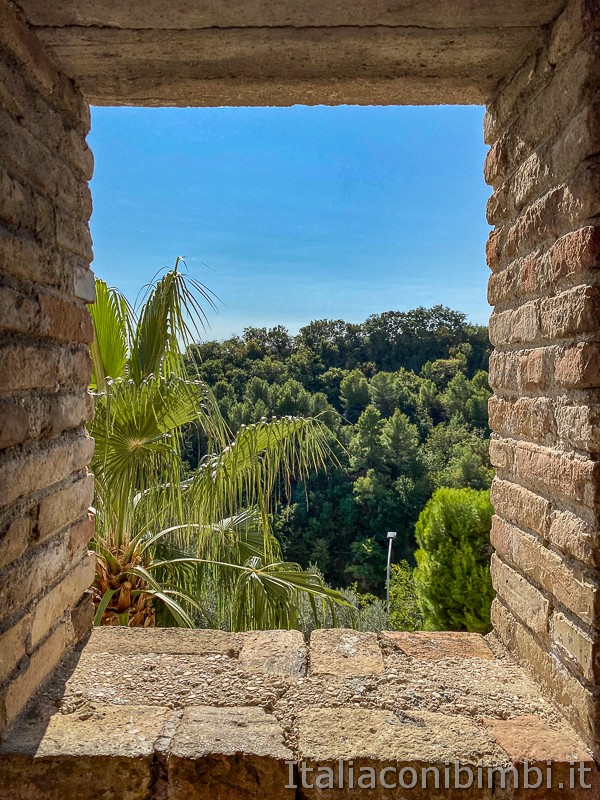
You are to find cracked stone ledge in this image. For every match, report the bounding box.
[0,628,597,799]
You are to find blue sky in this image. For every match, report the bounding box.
[89,105,491,340]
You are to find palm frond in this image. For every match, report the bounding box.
[130,259,219,382]
[89,279,129,390]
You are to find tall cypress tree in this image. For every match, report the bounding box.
[414,487,494,633]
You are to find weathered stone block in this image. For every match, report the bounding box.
[518,348,547,391]
[512,441,600,508]
[67,514,95,558]
[380,630,494,660]
[548,225,600,282]
[69,591,94,643]
[490,554,549,636]
[554,401,600,452]
[239,629,307,677]
[309,629,384,676]
[0,283,38,335]
[0,531,75,626]
[491,518,599,627]
[0,399,29,449]
[485,36,599,164]
[488,395,554,443]
[297,706,502,799]
[549,0,600,65]
[489,437,515,471]
[539,286,600,339]
[0,515,31,570]
[0,432,94,509]
[482,714,598,798]
[38,293,93,344]
[555,342,600,388]
[30,554,95,648]
[0,704,170,800]
[167,706,294,800]
[492,599,600,756]
[490,478,551,538]
[0,614,30,683]
[72,263,96,303]
[84,626,243,657]
[36,473,94,542]
[548,509,600,567]
[551,610,600,682]
[488,350,520,393]
[488,302,540,346]
[0,343,61,394]
[0,620,67,734]
[55,206,94,261]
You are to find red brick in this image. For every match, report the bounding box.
[38,293,94,344]
[483,714,591,762]
[548,226,600,281]
[518,348,547,390]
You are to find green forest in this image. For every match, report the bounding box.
[183,307,493,604]
[89,268,495,634]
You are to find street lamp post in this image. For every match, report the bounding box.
[386,531,397,615]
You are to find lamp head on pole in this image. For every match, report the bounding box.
[387,531,397,540]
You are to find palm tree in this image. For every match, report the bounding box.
[88,259,348,629]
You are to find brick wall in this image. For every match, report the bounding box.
[485,0,600,756]
[0,0,95,736]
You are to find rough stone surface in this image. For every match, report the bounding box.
[1,628,593,798]
[483,714,592,763]
[0,704,171,800]
[57,651,295,711]
[483,715,600,798]
[13,1,563,106]
[239,630,307,677]
[381,630,494,660]
[167,706,294,800]
[309,629,385,676]
[84,626,243,657]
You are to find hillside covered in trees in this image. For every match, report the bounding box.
[183,306,493,596]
